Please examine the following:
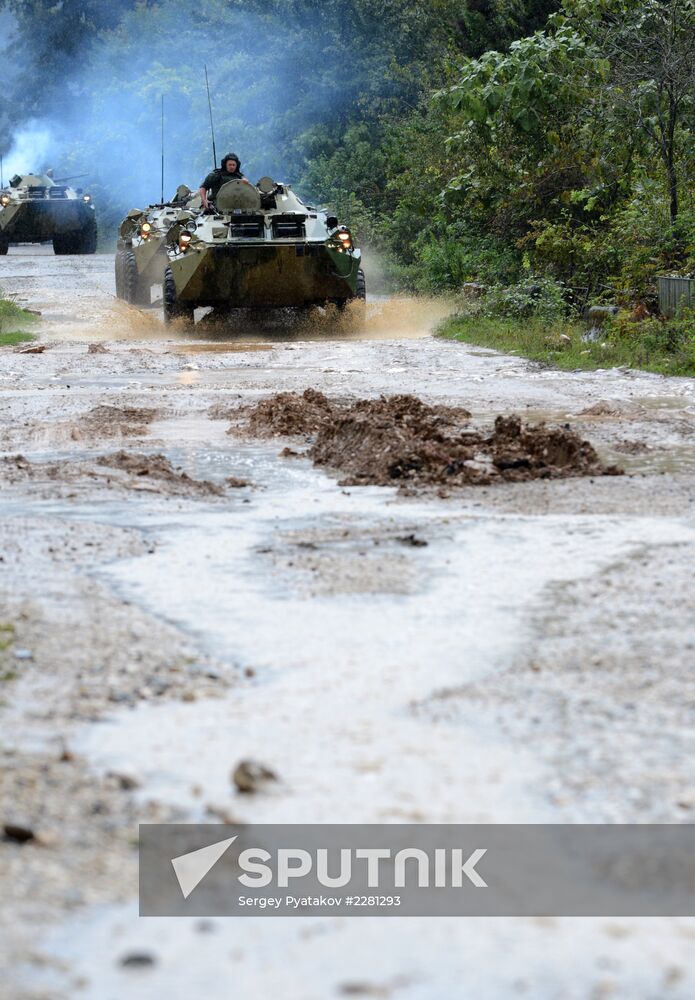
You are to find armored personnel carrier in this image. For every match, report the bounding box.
[0,172,97,254]
[115,185,201,305]
[161,177,365,325]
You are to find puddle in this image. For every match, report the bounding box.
[610,444,695,475]
[20,440,676,825]
[631,393,695,411]
[173,342,272,354]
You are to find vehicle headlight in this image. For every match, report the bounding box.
[0,194,10,207]
[336,228,353,251]
[82,194,92,203]
[178,232,192,251]
[140,221,152,238]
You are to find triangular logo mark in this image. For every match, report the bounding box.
[171,836,237,899]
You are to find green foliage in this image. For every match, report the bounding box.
[439,308,695,375]
[476,277,569,320]
[0,295,37,344]
[414,229,523,292]
[430,0,693,302]
[606,308,695,371]
[1,0,692,361]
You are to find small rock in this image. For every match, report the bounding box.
[559,334,572,344]
[87,342,108,354]
[397,534,428,547]
[206,804,240,824]
[227,476,251,488]
[195,919,216,934]
[339,983,386,997]
[107,770,141,791]
[13,648,33,661]
[108,690,133,704]
[119,951,157,969]
[15,343,46,355]
[232,759,278,794]
[3,823,36,844]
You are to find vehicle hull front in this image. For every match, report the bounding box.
[170,243,361,308]
[0,201,95,243]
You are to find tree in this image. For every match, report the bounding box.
[562,0,695,224]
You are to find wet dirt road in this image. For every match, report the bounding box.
[1,249,695,999]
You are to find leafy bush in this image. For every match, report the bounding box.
[414,229,522,292]
[0,293,37,345]
[464,277,569,320]
[607,308,695,362]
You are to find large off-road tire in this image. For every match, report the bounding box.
[356,268,366,300]
[53,219,97,255]
[343,267,367,323]
[0,238,8,255]
[163,266,194,327]
[124,250,151,306]
[76,218,97,255]
[52,233,77,255]
[114,248,126,299]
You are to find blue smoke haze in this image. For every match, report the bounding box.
[1,0,376,223]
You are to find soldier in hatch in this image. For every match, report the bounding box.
[198,153,246,211]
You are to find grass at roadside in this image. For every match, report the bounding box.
[0,294,38,346]
[438,313,695,377]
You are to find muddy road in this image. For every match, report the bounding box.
[2,248,695,999]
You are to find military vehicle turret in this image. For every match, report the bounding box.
[115,185,201,305]
[0,172,97,254]
[160,177,365,325]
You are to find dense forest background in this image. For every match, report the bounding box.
[0,0,693,305]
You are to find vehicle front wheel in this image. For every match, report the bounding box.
[163,267,194,326]
[77,218,97,254]
[114,248,126,299]
[0,238,8,255]
[124,250,151,306]
[53,234,76,255]
[356,267,366,300]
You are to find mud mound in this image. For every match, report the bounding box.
[1,451,223,497]
[245,390,622,488]
[246,388,335,436]
[208,402,241,422]
[578,401,621,417]
[75,405,158,439]
[486,415,617,479]
[96,451,223,495]
[350,393,471,429]
[1,454,32,481]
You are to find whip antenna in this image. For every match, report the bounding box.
[204,66,218,168]
[160,94,165,204]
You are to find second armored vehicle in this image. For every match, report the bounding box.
[161,177,365,324]
[115,186,201,305]
[0,172,97,254]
